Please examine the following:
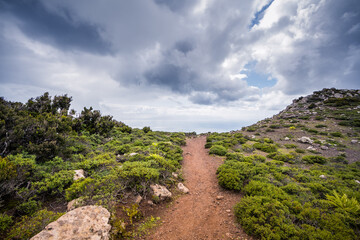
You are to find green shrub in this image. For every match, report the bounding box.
[315,124,327,128]
[209,145,227,156]
[0,213,13,234]
[295,148,305,153]
[330,132,343,138]
[253,143,277,153]
[204,142,212,148]
[244,180,288,200]
[234,196,297,240]
[241,144,254,153]
[33,170,74,195]
[245,154,266,163]
[267,152,295,163]
[6,209,63,240]
[302,155,327,164]
[284,144,297,149]
[217,161,252,191]
[65,178,95,201]
[16,200,42,216]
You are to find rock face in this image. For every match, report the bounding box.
[31,206,111,240]
[150,184,172,200]
[177,183,189,194]
[298,136,314,144]
[73,169,85,181]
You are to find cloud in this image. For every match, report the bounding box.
[1,0,359,132]
[0,0,111,55]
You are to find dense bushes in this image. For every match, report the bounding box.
[209,130,360,240]
[0,93,188,239]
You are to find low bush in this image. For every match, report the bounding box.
[267,152,296,163]
[253,143,277,153]
[209,145,227,156]
[234,196,297,240]
[302,155,327,164]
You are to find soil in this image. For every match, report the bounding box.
[144,136,252,240]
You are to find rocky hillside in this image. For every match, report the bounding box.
[206,88,360,240]
[243,88,360,163]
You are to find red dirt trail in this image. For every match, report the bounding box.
[145,136,252,240]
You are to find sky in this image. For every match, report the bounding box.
[0,0,359,133]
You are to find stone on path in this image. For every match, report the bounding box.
[177,183,189,194]
[31,206,111,240]
[150,184,172,200]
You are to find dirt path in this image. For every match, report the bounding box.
[145,136,252,240]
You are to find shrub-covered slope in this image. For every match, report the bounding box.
[207,88,360,240]
[0,93,187,239]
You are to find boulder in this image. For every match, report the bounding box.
[355,180,360,184]
[284,137,290,141]
[150,184,172,200]
[216,196,224,200]
[31,206,111,240]
[298,137,314,144]
[351,140,358,144]
[319,175,326,179]
[177,183,189,194]
[73,169,85,181]
[172,172,179,178]
[307,146,317,151]
[129,153,138,156]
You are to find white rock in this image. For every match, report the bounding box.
[31,206,111,240]
[319,175,326,179]
[355,180,360,184]
[172,172,179,178]
[129,153,138,156]
[150,184,172,200]
[251,135,256,139]
[284,137,290,141]
[216,196,224,200]
[177,183,189,194]
[351,140,358,144]
[73,169,85,181]
[147,200,154,206]
[307,146,317,151]
[298,136,314,144]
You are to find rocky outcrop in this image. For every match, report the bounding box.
[73,169,85,181]
[31,206,111,240]
[298,136,314,144]
[150,184,172,200]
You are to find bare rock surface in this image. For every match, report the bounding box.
[31,206,111,240]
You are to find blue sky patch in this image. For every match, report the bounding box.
[241,61,277,88]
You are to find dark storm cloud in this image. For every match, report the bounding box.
[0,0,111,54]
[174,40,194,55]
[144,63,197,94]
